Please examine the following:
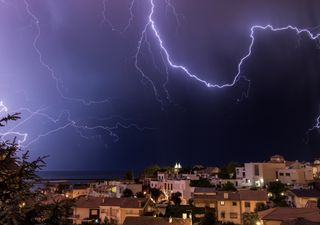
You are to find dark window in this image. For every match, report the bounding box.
[243,172,246,177]
[279,173,284,176]
[254,165,259,176]
[232,202,237,206]
[245,202,251,208]
[230,212,238,219]
[220,212,225,219]
[285,173,290,176]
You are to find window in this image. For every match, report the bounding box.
[245,202,251,208]
[220,212,225,219]
[254,165,259,176]
[232,202,237,206]
[285,173,290,176]
[279,173,284,176]
[243,172,246,177]
[220,201,225,206]
[230,212,238,219]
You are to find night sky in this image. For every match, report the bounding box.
[0,0,320,171]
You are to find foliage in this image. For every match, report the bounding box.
[171,192,182,205]
[188,198,194,206]
[255,202,269,212]
[124,170,134,181]
[220,182,237,191]
[201,208,216,225]
[218,162,240,179]
[144,165,161,177]
[243,212,260,225]
[150,188,163,202]
[122,188,134,198]
[0,114,73,225]
[267,181,287,206]
[103,217,118,225]
[190,178,214,187]
[135,191,145,198]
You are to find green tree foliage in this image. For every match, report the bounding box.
[171,192,182,205]
[122,188,134,198]
[124,170,134,181]
[267,181,287,206]
[243,212,260,225]
[144,165,161,177]
[201,208,216,225]
[0,114,74,225]
[255,202,269,212]
[190,178,214,187]
[220,182,237,191]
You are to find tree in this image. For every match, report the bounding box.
[0,113,73,225]
[171,192,182,205]
[124,170,134,181]
[190,178,214,187]
[144,165,161,177]
[122,188,134,198]
[220,182,237,191]
[243,212,260,225]
[136,191,145,198]
[267,181,287,206]
[255,202,269,212]
[201,210,216,225]
[218,167,230,179]
[150,188,162,202]
[103,217,118,225]
[0,114,46,225]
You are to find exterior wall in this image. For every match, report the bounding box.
[119,208,142,225]
[217,200,241,224]
[73,207,99,224]
[244,162,285,187]
[263,220,282,225]
[99,206,121,224]
[150,179,192,203]
[67,189,89,198]
[277,168,313,185]
[294,196,318,208]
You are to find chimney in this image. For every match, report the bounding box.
[224,192,229,199]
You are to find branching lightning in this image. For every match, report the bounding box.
[134,0,320,131]
[23,0,111,106]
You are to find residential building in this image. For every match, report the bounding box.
[150,175,193,204]
[287,189,320,208]
[73,196,151,225]
[123,216,192,225]
[258,207,320,225]
[193,189,268,224]
[73,196,102,224]
[277,161,313,185]
[100,198,151,225]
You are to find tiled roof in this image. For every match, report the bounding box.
[100,198,148,208]
[194,189,268,201]
[290,189,320,198]
[75,196,103,208]
[281,218,320,225]
[123,216,192,225]
[259,207,320,222]
[75,197,148,209]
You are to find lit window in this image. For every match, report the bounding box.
[220,201,225,206]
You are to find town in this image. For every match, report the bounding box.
[42,155,320,225]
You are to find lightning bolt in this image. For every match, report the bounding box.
[0,103,153,148]
[23,0,111,106]
[101,0,135,34]
[134,0,320,130]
